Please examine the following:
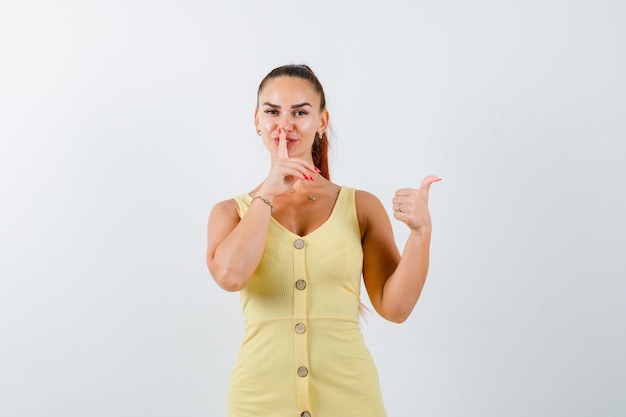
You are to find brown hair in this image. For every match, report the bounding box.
[257,64,331,180]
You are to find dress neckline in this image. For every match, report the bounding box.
[262,186,345,239]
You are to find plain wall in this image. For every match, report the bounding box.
[1,1,625,416]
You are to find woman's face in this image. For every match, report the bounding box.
[255,76,328,161]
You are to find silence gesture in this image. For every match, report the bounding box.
[256,126,319,199]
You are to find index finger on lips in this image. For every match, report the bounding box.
[278,126,289,159]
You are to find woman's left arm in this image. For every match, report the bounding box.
[359,175,441,323]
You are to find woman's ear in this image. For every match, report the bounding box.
[253,107,260,133]
[320,109,329,131]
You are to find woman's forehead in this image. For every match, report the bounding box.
[260,76,317,100]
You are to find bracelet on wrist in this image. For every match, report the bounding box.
[252,195,274,213]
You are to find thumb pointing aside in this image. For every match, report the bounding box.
[419,175,442,194]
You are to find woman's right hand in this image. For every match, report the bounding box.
[256,126,319,199]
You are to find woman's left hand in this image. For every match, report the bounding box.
[392,175,441,235]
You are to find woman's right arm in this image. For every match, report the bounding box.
[206,196,274,291]
[207,128,318,291]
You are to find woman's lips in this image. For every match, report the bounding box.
[274,138,297,144]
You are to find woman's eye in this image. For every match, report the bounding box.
[264,109,278,115]
[294,110,308,116]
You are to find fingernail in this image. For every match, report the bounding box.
[314,167,321,173]
[302,174,308,180]
[309,175,314,181]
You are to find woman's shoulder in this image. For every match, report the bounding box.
[352,189,388,233]
[354,188,384,206]
[210,195,245,220]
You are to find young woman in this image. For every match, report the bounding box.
[206,64,440,417]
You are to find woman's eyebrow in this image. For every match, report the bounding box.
[261,102,312,109]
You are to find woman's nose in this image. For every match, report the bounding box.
[279,115,295,131]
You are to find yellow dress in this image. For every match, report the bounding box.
[228,187,387,417]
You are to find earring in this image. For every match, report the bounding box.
[318,131,324,138]
[257,130,262,136]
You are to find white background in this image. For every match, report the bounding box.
[1,1,625,416]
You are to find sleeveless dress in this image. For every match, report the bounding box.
[228,187,387,417]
